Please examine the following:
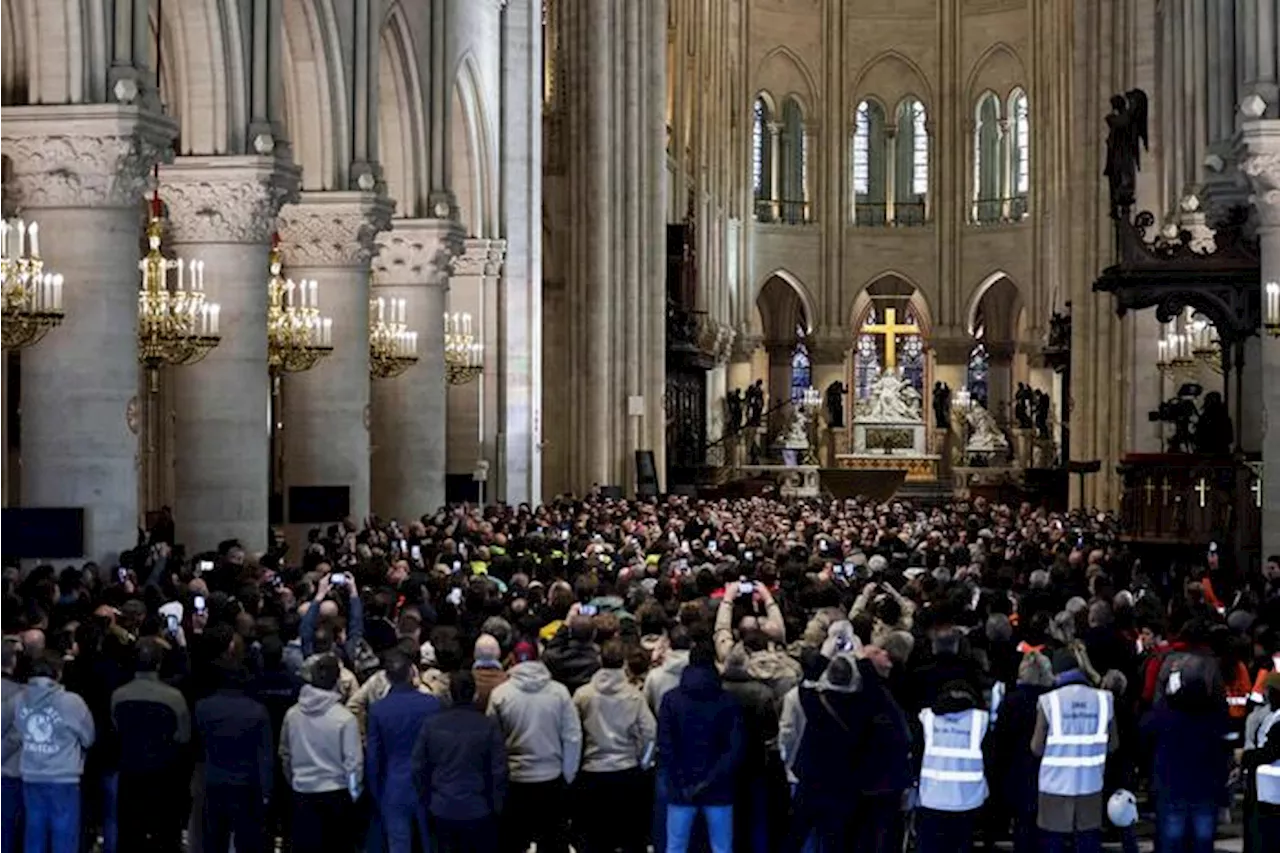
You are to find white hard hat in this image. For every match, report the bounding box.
[1107,789,1138,827]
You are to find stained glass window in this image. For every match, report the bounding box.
[791,330,812,402]
[910,101,929,197]
[967,342,990,409]
[1010,88,1030,196]
[900,333,925,393]
[753,96,770,199]
[854,318,882,401]
[853,101,872,196]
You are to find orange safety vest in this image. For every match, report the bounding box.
[1250,655,1280,704]
[1226,661,1252,719]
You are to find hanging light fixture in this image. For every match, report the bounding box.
[267,234,333,376]
[369,293,419,380]
[444,311,482,385]
[1266,281,1280,337]
[1,219,65,350]
[137,192,222,387]
[1186,311,1221,373]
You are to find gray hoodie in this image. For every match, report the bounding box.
[2,676,25,778]
[643,649,690,715]
[280,684,362,794]
[573,668,656,774]
[15,677,94,784]
[487,661,582,784]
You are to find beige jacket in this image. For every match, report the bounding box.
[346,669,433,736]
[573,668,656,774]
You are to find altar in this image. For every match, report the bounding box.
[837,368,939,483]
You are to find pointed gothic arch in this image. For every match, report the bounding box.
[282,0,350,190]
[755,45,820,116]
[851,50,934,115]
[753,268,816,337]
[963,42,1027,106]
[451,52,496,238]
[378,3,428,217]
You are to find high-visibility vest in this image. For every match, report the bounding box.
[1257,709,1280,806]
[918,707,989,812]
[1226,662,1252,723]
[1248,655,1280,704]
[1037,684,1112,797]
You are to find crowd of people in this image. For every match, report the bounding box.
[2,494,1279,853]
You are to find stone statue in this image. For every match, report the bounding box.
[725,388,744,433]
[857,368,922,422]
[1047,306,1072,351]
[1104,89,1149,219]
[932,382,952,431]
[965,402,1010,452]
[825,380,847,428]
[1194,391,1233,455]
[1014,383,1034,430]
[745,380,765,426]
[1033,390,1052,439]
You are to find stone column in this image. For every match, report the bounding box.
[159,156,299,552]
[2,105,175,565]
[445,239,504,490]
[1240,124,1280,556]
[277,191,392,527]
[370,220,461,520]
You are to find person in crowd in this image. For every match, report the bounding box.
[720,645,783,853]
[853,644,912,853]
[644,625,692,715]
[1243,672,1280,849]
[849,577,916,646]
[486,639,582,853]
[367,649,441,853]
[413,671,508,853]
[657,641,745,853]
[15,651,95,853]
[279,654,362,853]
[572,638,657,853]
[790,652,864,851]
[544,614,602,694]
[110,637,191,852]
[472,633,509,710]
[915,680,990,853]
[986,652,1053,853]
[2,636,26,853]
[1031,652,1119,853]
[195,663,274,853]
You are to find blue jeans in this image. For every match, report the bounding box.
[1041,828,1101,853]
[380,801,429,853]
[2,777,20,853]
[22,781,80,853]
[1158,799,1216,853]
[98,771,118,853]
[666,804,733,853]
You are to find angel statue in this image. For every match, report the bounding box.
[1104,89,1148,219]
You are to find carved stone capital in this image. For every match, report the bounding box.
[450,238,507,278]
[159,155,301,244]
[930,335,975,365]
[373,218,466,286]
[730,332,762,362]
[1,105,177,210]
[1237,120,1280,227]
[277,191,395,268]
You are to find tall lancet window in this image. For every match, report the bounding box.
[779,97,808,224]
[753,95,775,222]
[1008,88,1030,219]
[791,326,812,402]
[973,92,1003,223]
[894,98,928,225]
[852,99,888,225]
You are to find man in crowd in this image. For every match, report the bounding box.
[196,664,273,853]
[487,641,582,853]
[279,654,362,853]
[414,671,508,853]
[915,681,989,853]
[367,649,441,853]
[110,637,191,851]
[2,636,25,853]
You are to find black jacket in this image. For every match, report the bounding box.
[722,672,780,774]
[194,686,274,795]
[111,673,191,775]
[412,704,507,821]
[542,635,601,695]
[984,682,1047,812]
[853,659,912,796]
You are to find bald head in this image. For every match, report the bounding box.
[19,629,45,657]
[474,633,501,663]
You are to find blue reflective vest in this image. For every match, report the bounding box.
[918,707,989,812]
[1257,709,1280,806]
[1037,684,1111,796]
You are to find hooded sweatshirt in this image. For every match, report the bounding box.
[280,684,363,794]
[643,649,690,715]
[2,675,25,778]
[487,661,582,784]
[15,677,95,784]
[573,667,656,774]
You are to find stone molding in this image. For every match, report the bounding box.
[373,219,466,287]
[159,155,301,244]
[1,104,177,210]
[450,237,508,278]
[277,191,395,268]
[1238,120,1280,228]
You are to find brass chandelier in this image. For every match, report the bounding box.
[369,294,419,380]
[267,236,333,376]
[444,311,482,385]
[1,218,65,351]
[137,196,222,384]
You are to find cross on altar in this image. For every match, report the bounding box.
[1143,478,1155,505]
[1252,477,1263,509]
[862,307,920,370]
[1194,478,1209,508]
[1160,478,1172,506]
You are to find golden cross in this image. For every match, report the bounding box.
[1143,478,1155,506]
[1194,477,1209,508]
[1252,477,1263,509]
[861,307,920,370]
[1160,478,1172,506]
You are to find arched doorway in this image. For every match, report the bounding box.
[756,273,813,411]
[966,274,1023,425]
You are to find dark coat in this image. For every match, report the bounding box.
[722,671,780,774]
[542,635,601,695]
[1142,705,1231,806]
[853,659,912,796]
[906,652,985,716]
[657,664,745,806]
[367,684,441,806]
[194,686,274,795]
[985,682,1048,812]
[412,703,507,821]
[247,667,302,744]
[794,685,870,810]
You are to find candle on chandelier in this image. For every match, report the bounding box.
[196,260,205,291]
[322,317,333,347]
[409,331,418,355]
[50,274,62,311]
[28,222,38,258]
[1268,281,1280,324]
[16,220,26,257]
[0,220,9,258]
[377,297,386,323]
[308,280,318,308]
[176,258,185,293]
[397,299,406,325]
[210,304,221,335]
